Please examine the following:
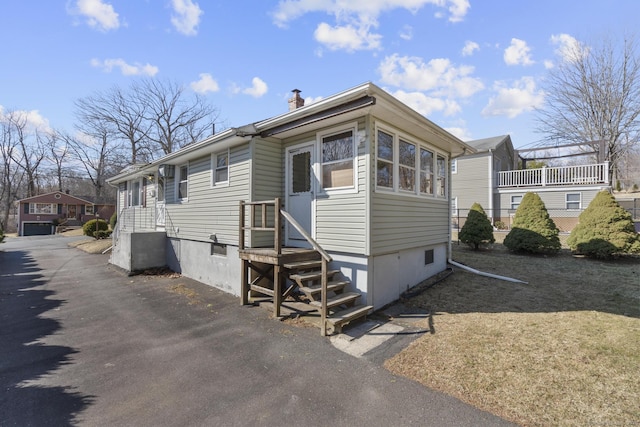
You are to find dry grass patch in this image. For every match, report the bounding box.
[385,244,640,427]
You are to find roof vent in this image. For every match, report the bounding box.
[288,89,305,111]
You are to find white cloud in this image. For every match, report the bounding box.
[543,59,554,69]
[272,0,469,51]
[445,126,472,141]
[482,77,544,118]
[461,40,479,56]
[550,33,588,63]
[241,77,268,98]
[378,54,484,98]
[304,96,323,105]
[314,22,381,51]
[72,0,120,31]
[0,107,51,133]
[190,73,219,94]
[389,90,462,117]
[170,0,203,36]
[399,25,413,41]
[90,58,159,76]
[504,38,534,66]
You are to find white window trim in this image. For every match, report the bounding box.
[375,124,448,198]
[85,205,95,215]
[211,150,230,188]
[566,192,581,210]
[177,163,189,201]
[317,122,358,194]
[511,195,522,210]
[451,159,457,174]
[29,203,57,215]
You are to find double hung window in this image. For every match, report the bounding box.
[321,130,354,189]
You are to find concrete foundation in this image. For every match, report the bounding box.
[110,231,167,272]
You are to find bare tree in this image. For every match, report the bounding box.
[133,78,218,155]
[0,119,25,231]
[75,86,152,164]
[4,110,46,197]
[38,129,70,192]
[536,35,640,184]
[64,117,126,202]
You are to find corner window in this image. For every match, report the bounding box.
[511,195,522,210]
[399,139,416,192]
[178,164,189,200]
[566,193,581,210]
[420,148,434,195]
[321,130,354,189]
[376,130,394,189]
[212,151,229,186]
[85,205,95,215]
[437,155,446,197]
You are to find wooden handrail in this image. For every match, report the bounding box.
[280,210,332,262]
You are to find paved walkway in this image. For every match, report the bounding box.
[0,235,515,426]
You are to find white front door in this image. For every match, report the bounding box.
[286,143,315,247]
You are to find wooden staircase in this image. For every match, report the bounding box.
[239,199,373,336]
[284,258,373,335]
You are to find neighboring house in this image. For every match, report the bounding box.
[16,191,115,236]
[451,135,611,231]
[107,82,472,334]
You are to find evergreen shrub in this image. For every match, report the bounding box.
[503,192,561,254]
[459,202,495,250]
[83,219,109,238]
[567,190,640,258]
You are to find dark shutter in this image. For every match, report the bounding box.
[24,203,29,214]
[57,204,62,214]
[81,205,85,214]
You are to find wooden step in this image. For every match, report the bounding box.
[289,269,339,284]
[326,304,373,326]
[326,304,374,334]
[310,292,360,310]
[299,280,349,298]
[282,260,322,270]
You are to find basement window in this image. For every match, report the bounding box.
[424,249,434,265]
[211,242,227,256]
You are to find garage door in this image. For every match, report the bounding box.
[23,223,54,236]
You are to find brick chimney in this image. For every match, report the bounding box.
[288,89,305,111]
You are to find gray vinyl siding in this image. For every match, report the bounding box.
[250,138,283,247]
[164,144,251,245]
[498,188,603,213]
[281,118,368,254]
[315,126,367,254]
[451,154,492,211]
[371,193,449,255]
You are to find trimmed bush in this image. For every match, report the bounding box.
[567,190,640,258]
[109,211,117,230]
[83,219,109,238]
[459,202,495,250]
[504,192,561,254]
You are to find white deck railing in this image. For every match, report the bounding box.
[498,162,609,187]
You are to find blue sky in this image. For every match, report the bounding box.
[0,0,637,149]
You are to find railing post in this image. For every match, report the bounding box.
[239,201,245,250]
[320,257,328,336]
[274,197,282,255]
[541,166,547,186]
[604,161,610,184]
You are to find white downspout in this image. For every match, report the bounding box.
[447,259,528,284]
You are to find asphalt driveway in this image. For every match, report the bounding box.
[0,235,514,426]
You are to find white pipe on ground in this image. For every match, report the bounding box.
[448,259,528,284]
